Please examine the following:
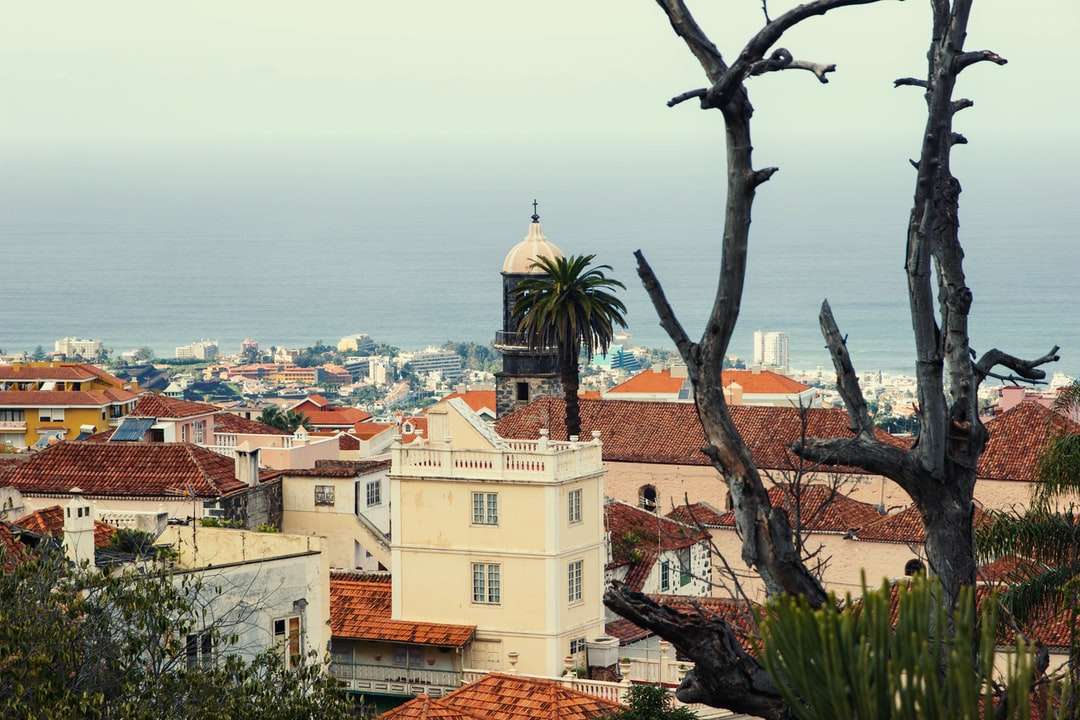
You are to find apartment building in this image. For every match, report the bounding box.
[53,337,103,359]
[175,340,219,361]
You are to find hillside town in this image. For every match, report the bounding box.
[3,211,1078,719]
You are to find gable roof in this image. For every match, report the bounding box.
[132,393,218,419]
[0,524,30,570]
[0,364,100,382]
[853,504,992,545]
[330,576,475,647]
[710,485,882,534]
[352,421,395,440]
[496,398,902,471]
[665,501,727,528]
[213,412,288,436]
[605,500,709,592]
[607,368,811,397]
[2,441,246,498]
[440,390,497,415]
[382,673,621,720]
[14,505,117,548]
[978,402,1080,482]
[300,407,373,428]
[0,388,139,407]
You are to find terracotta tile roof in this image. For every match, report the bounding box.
[665,501,727,527]
[977,555,1045,583]
[381,694,475,720]
[132,393,218,419]
[853,505,991,544]
[496,398,902,471]
[279,459,390,478]
[400,416,428,444]
[0,364,99,382]
[300,407,373,428]
[605,618,653,645]
[607,368,811,397]
[439,390,497,415]
[711,485,882,534]
[338,433,360,451]
[382,673,622,720]
[605,500,708,592]
[305,394,331,407]
[352,421,395,440]
[14,505,117,548]
[213,412,288,435]
[578,390,602,400]
[978,402,1080,482]
[330,577,475,647]
[0,389,139,407]
[3,441,246,498]
[331,569,391,583]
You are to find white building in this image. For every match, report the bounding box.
[403,348,463,380]
[54,337,103,358]
[338,334,376,354]
[175,340,220,361]
[752,330,789,372]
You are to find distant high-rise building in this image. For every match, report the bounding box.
[54,337,102,359]
[338,333,375,354]
[752,330,789,372]
[175,340,219,361]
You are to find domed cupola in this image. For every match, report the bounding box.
[501,201,563,274]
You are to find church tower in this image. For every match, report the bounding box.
[494,203,563,417]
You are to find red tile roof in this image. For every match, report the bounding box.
[352,421,395,440]
[607,368,811,397]
[665,501,728,528]
[853,505,991,544]
[0,389,139,407]
[300,407,373,428]
[330,577,475,647]
[132,393,218,419]
[496,398,901,471]
[277,459,390,479]
[440,390,497,415]
[338,433,360,451]
[381,695,474,720]
[605,500,709,592]
[978,402,1080,482]
[400,416,428,444]
[608,595,760,653]
[0,364,99,382]
[0,524,29,570]
[213,412,288,435]
[14,505,117,548]
[710,485,882,534]
[3,441,246,498]
[382,673,621,720]
[977,555,1044,584]
[605,618,653,645]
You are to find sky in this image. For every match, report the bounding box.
[0,2,1077,372]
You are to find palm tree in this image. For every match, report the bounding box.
[976,382,1080,713]
[512,254,627,439]
[258,406,312,433]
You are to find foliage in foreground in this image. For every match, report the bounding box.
[760,577,1073,720]
[605,684,697,720]
[0,544,350,720]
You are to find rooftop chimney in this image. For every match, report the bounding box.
[235,443,261,488]
[64,491,95,565]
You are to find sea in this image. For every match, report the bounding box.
[1,141,1076,377]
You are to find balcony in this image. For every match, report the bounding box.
[0,420,27,432]
[392,434,604,483]
[493,331,557,351]
[330,662,461,698]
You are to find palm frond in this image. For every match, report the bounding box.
[976,509,1080,568]
[995,561,1080,623]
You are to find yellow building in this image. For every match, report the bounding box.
[0,362,140,450]
[390,398,607,677]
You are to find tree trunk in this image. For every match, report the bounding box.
[562,346,581,439]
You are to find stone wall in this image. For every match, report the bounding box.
[495,373,562,419]
[222,478,283,529]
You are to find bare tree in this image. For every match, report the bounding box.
[605,1,1059,716]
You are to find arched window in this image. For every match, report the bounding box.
[638,485,657,512]
[904,558,926,577]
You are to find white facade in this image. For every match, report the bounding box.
[54,337,103,358]
[175,340,220,361]
[338,334,376,354]
[752,330,789,371]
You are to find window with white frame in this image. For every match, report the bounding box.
[660,560,671,592]
[38,408,65,423]
[314,485,335,506]
[471,563,501,604]
[366,479,381,507]
[185,631,214,669]
[569,637,587,655]
[568,559,583,603]
[471,492,498,525]
[568,488,582,524]
[193,420,206,444]
[273,615,302,669]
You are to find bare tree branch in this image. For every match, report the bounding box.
[955,50,1008,72]
[894,77,928,88]
[974,345,1061,386]
[818,299,875,436]
[667,88,709,108]
[747,48,837,83]
[634,249,697,368]
[604,585,786,720]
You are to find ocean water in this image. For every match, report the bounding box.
[1,141,1076,377]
